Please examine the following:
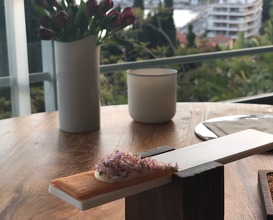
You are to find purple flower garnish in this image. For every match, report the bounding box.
[95,150,178,183]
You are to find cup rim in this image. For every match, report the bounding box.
[127,68,177,77]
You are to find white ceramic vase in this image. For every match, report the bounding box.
[55,35,100,133]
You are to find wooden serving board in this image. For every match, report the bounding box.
[258,170,273,220]
[49,129,273,210]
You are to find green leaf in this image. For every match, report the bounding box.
[105,36,135,47]
[61,0,68,9]
[74,0,88,35]
[29,0,47,19]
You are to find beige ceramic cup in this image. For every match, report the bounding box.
[127,68,177,123]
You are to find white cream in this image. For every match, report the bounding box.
[94,171,113,183]
[94,169,155,183]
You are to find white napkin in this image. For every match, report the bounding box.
[203,117,273,137]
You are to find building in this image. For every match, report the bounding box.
[177,6,208,37]
[206,0,263,39]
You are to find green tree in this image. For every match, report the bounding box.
[0,94,12,119]
[135,6,177,56]
[30,84,45,113]
[164,0,173,8]
[263,11,273,44]
[133,0,144,10]
[186,24,196,48]
[233,32,245,49]
[262,0,272,23]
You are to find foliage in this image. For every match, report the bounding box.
[99,2,273,105]
[99,4,181,106]
[176,53,273,103]
[233,32,245,49]
[262,0,272,23]
[164,0,173,8]
[29,0,135,44]
[263,12,273,44]
[100,71,128,105]
[133,0,144,10]
[0,84,46,119]
[186,24,196,48]
[0,96,11,119]
[132,6,177,55]
[30,84,45,113]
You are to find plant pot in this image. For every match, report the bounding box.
[55,35,100,133]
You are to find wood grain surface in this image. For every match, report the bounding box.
[1,102,273,220]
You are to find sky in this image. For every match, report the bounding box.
[145,9,199,28]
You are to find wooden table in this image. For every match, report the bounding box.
[1,102,273,220]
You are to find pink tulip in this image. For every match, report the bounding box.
[107,10,122,27]
[40,15,51,28]
[38,28,56,40]
[31,0,136,44]
[99,0,114,15]
[121,7,135,26]
[55,10,70,28]
[86,0,98,17]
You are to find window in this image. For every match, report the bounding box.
[0,0,31,119]
[0,1,11,119]
[0,0,56,119]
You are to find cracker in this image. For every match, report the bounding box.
[51,168,176,200]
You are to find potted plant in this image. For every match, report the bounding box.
[29,0,136,133]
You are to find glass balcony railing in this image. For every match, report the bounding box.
[1,45,273,119]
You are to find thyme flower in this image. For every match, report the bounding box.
[95,150,178,183]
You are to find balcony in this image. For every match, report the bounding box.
[2,44,273,118]
[211,0,262,10]
[209,0,262,17]
[1,0,273,120]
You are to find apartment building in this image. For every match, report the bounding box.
[206,0,263,39]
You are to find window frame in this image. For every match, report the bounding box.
[5,0,31,116]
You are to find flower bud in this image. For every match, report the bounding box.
[40,15,51,28]
[86,0,98,17]
[38,28,56,40]
[107,10,122,27]
[121,7,135,26]
[107,10,119,17]
[99,0,114,15]
[55,10,70,28]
